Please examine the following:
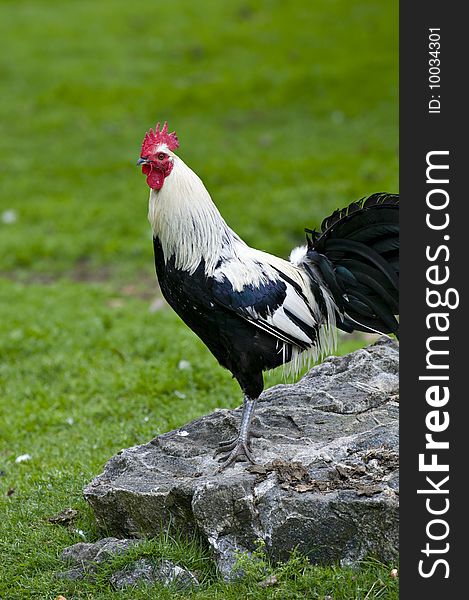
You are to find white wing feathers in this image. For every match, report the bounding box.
[211,244,333,351]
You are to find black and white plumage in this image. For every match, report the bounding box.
[138,124,399,468]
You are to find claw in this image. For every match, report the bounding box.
[216,436,238,448]
[214,433,256,458]
[217,440,257,471]
[213,439,237,457]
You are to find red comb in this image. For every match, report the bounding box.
[141,122,179,155]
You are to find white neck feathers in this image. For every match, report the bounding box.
[148,156,236,274]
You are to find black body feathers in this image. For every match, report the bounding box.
[305,193,399,338]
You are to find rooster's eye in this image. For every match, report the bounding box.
[157,153,166,160]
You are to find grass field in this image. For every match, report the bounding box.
[0,0,398,597]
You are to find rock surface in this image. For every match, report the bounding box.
[59,537,198,590]
[58,538,138,581]
[84,338,399,577]
[110,558,199,590]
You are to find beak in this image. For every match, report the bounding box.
[136,157,149,166]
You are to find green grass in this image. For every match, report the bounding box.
[0,0,398,597]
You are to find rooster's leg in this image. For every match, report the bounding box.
[215,396,258,469]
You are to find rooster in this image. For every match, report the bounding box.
[137,122,399,469]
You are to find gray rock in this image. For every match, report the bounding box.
[110,558,198,590]
[58,537,139,581]
[56,566,88,581]
[84,338,399,578]
[110,558,155,588]
[59,538,198,590]
[61,537,138,567]
[155,559,200,589]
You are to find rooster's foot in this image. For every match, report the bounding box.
[215,438,257,470]
[215,396,261,470]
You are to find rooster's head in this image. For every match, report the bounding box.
[137,122,179,190]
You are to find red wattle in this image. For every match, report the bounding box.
[142,165,165,190]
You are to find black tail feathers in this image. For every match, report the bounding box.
[305,193,399,339]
